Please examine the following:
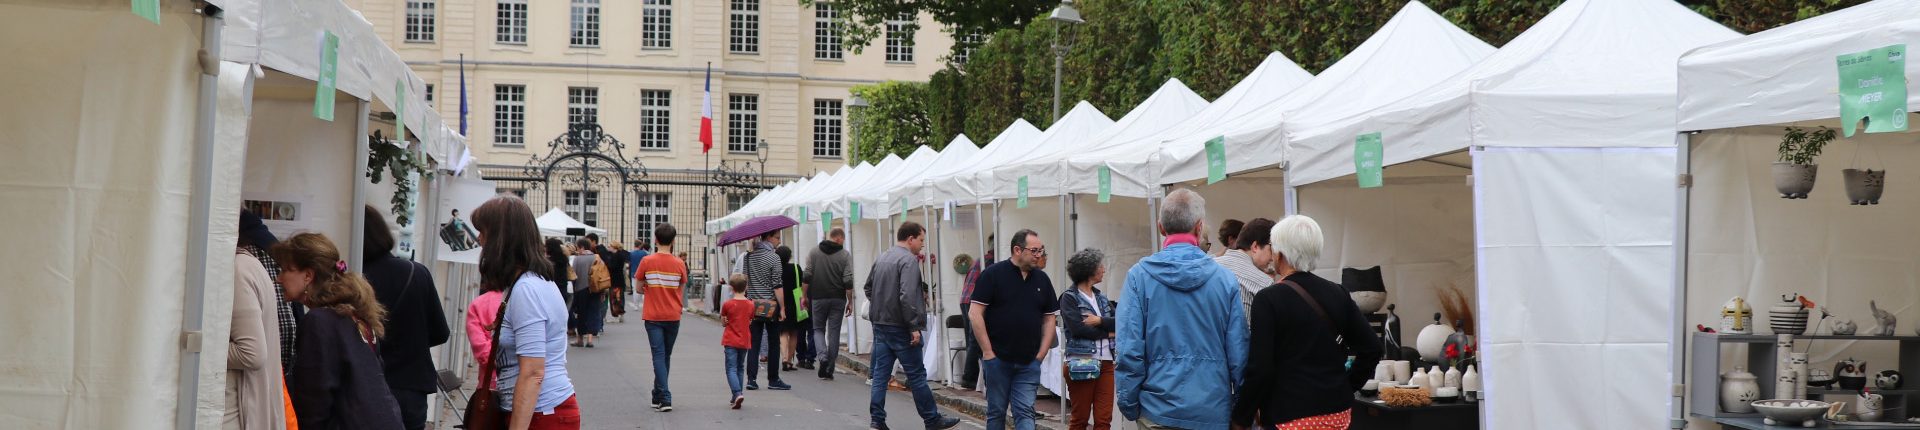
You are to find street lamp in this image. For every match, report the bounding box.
[847,95,870,165]
[755,138,770,185]
[1048,0,1083,123]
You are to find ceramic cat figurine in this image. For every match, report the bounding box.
[1869,300,1898,336]
[1832,319,1858,335]
[1858,392,1886,422]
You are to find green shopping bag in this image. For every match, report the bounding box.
[792,266,809,322]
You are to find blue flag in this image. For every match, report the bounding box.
[458,54,468,136]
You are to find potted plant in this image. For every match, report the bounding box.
[1773,126,1833,199]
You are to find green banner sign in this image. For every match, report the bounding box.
[1205,136,1227,184]
[132,0,160,24]
[898,198,908,221]
[799,207,809,223]
[850,202,861,224]
[1838,44,1909,137]
[1017,176,1030,208]
[1355,132,1384,188]
[394,80,407,140]
[314,31,340,121]
[1097,165,1112,203]
[821,211,832,232]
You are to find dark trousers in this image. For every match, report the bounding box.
[795,321,816,364]
[748,318,783,383]
[393,388,430,430]
[574,291,605,335]
[961,303,983,388]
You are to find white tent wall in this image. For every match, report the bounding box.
[996,197,1072,292]
[1681,127,1920,429]
[0,2,237,428]
[848,217,887,354]
[1291,178,1476,354]
[1071,194,1154,299]
[933,204,988,384]
[242,90,362,243]
[1473,147,1676,430]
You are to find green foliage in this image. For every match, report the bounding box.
[848,81,935,164]
[1777,126,1836,165]
[366,130,433,226]
[852,0,1872,161]
[802,0,1058,57]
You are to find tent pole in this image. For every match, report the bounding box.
[349,100,371,273]
[1669,135,1693,430]
[177,9,226,429]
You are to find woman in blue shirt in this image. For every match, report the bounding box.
[471,195,580,429]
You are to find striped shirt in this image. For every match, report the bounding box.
[744,242,782,303]
[1214,249,1272,321]
[637,252,687,321]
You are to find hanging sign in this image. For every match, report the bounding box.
[942,201,953,221]
[850,202,861,224]
[1205,136,1227,184]
[394,80,407,140]
[132,0,160,24]
[799,206,809,223]
[898,198,908,221]
[1356,132,1385,188]
[821,211,833,232]
[1097,165,1113,203]
[314,31,340,121]
[1017,176,1030,208]
[1838,44,1909,137]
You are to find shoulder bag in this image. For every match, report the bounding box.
[1063,293,1103,381]
[1280,280,1351,350]
[462,283,516,430]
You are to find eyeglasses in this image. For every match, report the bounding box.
[1016,245,1047,257]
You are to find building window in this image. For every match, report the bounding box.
[570,0,600,47]
[637,192,671,242]
[568,87,599,126]
[424,84,435,107]
[493,84,525,147]
[643,0,672,49]
[812,99,843,158]
[727,94,758,153]
[729,0,759,54]
[405,1,436,42]
[885,13,914,63]
[813,2,842,60]
[496,0,528,45]
[639,90,672,150]
[954,30,983,64]
[727,193,751,212]
[564,190,599,227]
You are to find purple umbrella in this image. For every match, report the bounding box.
[717,215,798,246]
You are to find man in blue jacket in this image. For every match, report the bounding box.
[1116,188,1250,429]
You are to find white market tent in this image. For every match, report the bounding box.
[1282,0,1737,428]
[1676,1,1920,429]
[855,135,981,219]
[536,207,609,237]
[0,1,471,428]
[998,79,1209,200]
[929,105,1110,206]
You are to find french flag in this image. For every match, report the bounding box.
[700,63,713,153]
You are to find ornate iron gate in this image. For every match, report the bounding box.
[481,123,779,287]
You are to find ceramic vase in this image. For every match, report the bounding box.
[1843,168,1886,205]
[1789,353,1809,400]
[1445,366,1462,388]
[1720,367,1761,413]
[1721,296,1754,334]
[1770,295,1811,335]
[1375,362,1393,384]
[1410,368,1428,392]
[1772,162,1817,199]
[1462,365,1481,402]
[1775,335,1796,400]
[1428,367,1445,392]
[1392,361,1412,384]
[1416,313,1456,362]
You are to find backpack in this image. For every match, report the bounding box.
[588,256,613,294]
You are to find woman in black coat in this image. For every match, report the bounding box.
[1233,215,1383,429]
[361,206,450,430]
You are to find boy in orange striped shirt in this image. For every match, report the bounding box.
[636,223,687,411]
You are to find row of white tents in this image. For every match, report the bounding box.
[708,0,1920,429]
[2,0,479,428]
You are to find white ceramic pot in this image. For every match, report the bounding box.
[1843,168,1886,205]
[1416,318,1456,363]
[1350,291,1387,314]
[1392,361,1412,383]
[1772,162,1817,199]
[1721,367,1761,413]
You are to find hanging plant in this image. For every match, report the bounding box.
[1772,126,1834,199]
[367,130,434,225]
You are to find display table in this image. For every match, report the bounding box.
[1716,417,1920,429]
[1350,394,1479,430]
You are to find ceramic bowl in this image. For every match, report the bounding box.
[1350,292,1387,314]
[1751,399,1830,427]
[1433,387,1460,404]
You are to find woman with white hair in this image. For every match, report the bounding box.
[1232,215,1383,430]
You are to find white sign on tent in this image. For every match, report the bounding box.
[435,177,496,264]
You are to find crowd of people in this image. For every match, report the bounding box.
[222,188,1379,430]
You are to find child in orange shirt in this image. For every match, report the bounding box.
[720,273,754,409]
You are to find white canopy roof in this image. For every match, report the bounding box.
[907,119,1046,205]
[845,145,942,218]
[808,156,899,217]
[998,79,1209,199]
[1059,53,1313,198]
[854,135,982,217]
[537,207,608,237]
[1289,0,1738,185]
[1678,0,1920,131]
[1161,1,1494,184]
[975,102,1116,200]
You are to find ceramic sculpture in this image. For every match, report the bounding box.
[1392,360,1412,383]
[1427,366,1445,392]
[1877,370,1904,390]
[1770,294,1812,335]
[1382,304,1405,360]
[1462,365,1481,403]
[1343,266,1387,314]
[1444,366,1462,388]
[1721,296,1754,334]
[1416,313,1456,363]
[1837,359,1869,391]
[1858,392,1886,422]
[1790,353,1809,400]
[1410,368,1429,392]
[1720,367,1761,413]
[1843,168,1885,205]
[1869,301,1897,336]
[1832,319,1858,335]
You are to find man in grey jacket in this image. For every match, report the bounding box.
[808,228,854,380]
[866,222,960,430]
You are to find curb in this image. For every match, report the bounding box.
[689,309,1062,429]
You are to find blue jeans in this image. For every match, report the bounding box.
[723,346,747,398]
[870,325,943,428]
[983,357,1041,430]
[645,321,680,404]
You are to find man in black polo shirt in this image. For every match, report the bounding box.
[968,228,1058,430]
